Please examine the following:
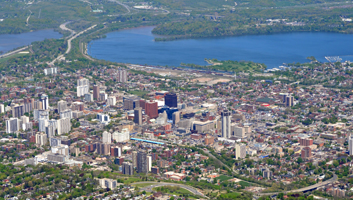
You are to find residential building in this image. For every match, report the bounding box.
[235,143,246,159]
[222,110,231,138]
[6,118,19,133]
[112,128,130,142]
[137,151,148,173]
[134,107,143,125]
[123,162,134,175]
[41,94,49,110]
[145,100,158,119]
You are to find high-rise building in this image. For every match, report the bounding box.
[112,128,130,142]
[93,85,100,100]
[71,102,84,111]
[123,95,140,110]
[110,146,121,157]
[232,125,245,138]
[99,92,108,101]
[0,104,4,113]
[349,135,353,156]
[77,78,89,97]
[145,100,158,119]
[301,147,312,159]
[36,132,47,146]
[235,143,246,159]
[44,67,57,75]
[50,137,62,147]
[263,169,273,179]
[97,113,110,124]
[6,118,19,133]
[107,96,116,106]
[34,100,43,110]
[165,93,178,108]
[57,100,67,113]
[123,162,134,175]
[12,104,24,118]
[172,111,180,125]
[285,96,294,107]
[134,107,143,125]
[117,69,127,83]
[33,109,48,121]
[147,155,152,172]
[137,151,148,173]
[59,109,72,119]
[39,118,48,132]
[57,118,71,135]
[221,111,231,138]
[132,151,137,168]
[102,131,112,144]
[41,94,49,110]
[97,143,111,155]
[84,93,93,102]
[23,98,34,113]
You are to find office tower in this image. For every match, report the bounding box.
[102,131,112,144]
[110,146,121,157]
[285,95,294,107]
[71,102,84,111]
[12,104,24,118]
[123,162,134,175]
[132,151,137,168]
[59,109,72,119]
[112,128,130,142]
[134,107,143,125]
[349,135,353,155]
[84,93,93,102]
[93,85,100,100]
[34,100,43,110]
[107,96,116,106]
[145,100,158,119]
[221,110,231,138]
[117,69,127,83]
[77,78,89,97]
[6,118,19,133]
[147,155,152,172]
[235,143,246,159]
[36,132,47,146]
[301,147,312,159]
[99,92,108,101]
[41,94,49,110]
[165,93,178,108]
[123,95,140,110]
[57,118,71,135]
[137,151,148,173]
[57,100,67,113]
[0,104,4,113]
[172,111,180,125]
[232,126,245,138]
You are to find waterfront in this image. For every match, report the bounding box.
[88,26,353,69]
[0,29,62,55]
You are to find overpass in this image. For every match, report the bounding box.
[257,175,337,196]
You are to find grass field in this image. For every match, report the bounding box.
[128,90,149,97]
[133,182,157,188]
[215,175,232,182]
[0,53,26,64]
[238,181,251,187]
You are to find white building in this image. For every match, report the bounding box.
[57,100,67,113]
[147,155,152,172]
[102,131,112,144]
[44,67,57,75]
[84,93,93,102]
[77,78,90,97]
[117,69,127,82]
[221,111,231,138]
[51,144,69,156]
[349,135,353,155]
[57,118,71,135]
[97,113,110,124]
[107,96,116,106]
[41,94,49,110]
[6,118,19,133]
[112,128,130,143]
[0,104,4,113]
[59,109,72,119]
[235,143,246,160]
[39,118,48,132]
[36,132,47,146]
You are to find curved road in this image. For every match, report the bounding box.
[60,22,76,38]
[108,0,131,14]
[131,181,206,197]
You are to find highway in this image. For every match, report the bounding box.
[131,181,206,197]
[257,175,338,196]
[0,46,29,59]
[48,24,97,65]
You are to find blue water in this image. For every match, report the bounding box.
[0,29,62,55]
[88,26,353,69]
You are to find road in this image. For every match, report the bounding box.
[59,22,76,38]
[257,175,338,196]
[26,10,32,26]
[108,0,132,15]
[131,181,206,197]
[48,24,97,65]
[0,46,29,59]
